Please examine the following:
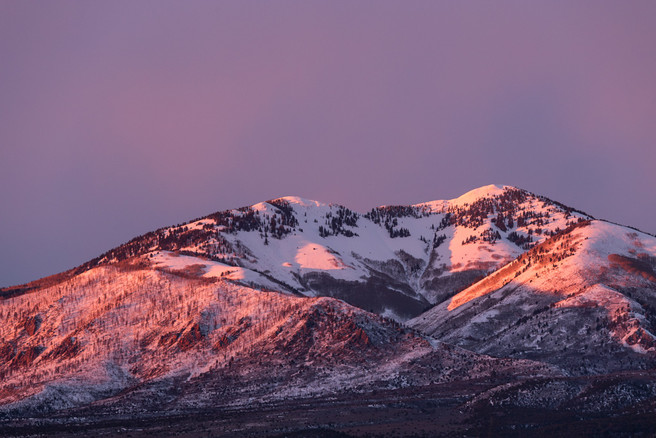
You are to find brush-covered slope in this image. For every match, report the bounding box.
[0,258,556,418]
[409,220,656,374]
[2,185,590,321]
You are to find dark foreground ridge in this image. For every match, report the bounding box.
[3,374,656,437]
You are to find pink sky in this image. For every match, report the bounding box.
[1,1,655,287]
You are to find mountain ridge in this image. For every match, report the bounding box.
[2,184,656,435]
[1,185,594,322]
[408,219,656,374]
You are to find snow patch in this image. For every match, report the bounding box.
[449,184,509,207]
[295,243,346,271]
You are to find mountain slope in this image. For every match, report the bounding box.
[3,185,656,435]
[408,220,656,374]
[0,259,556,417]
[2,185,591,322]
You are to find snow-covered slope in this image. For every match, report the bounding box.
[0,261,555,416]
[408,220,656,374]
[2,184,656,427]
[4,185,590,321]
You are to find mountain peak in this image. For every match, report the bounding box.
[250,196,327,213]
[414,184,519,211]
[272,196,327,208]
[450,184,514,206]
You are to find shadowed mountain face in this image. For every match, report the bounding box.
[2,185,656,436]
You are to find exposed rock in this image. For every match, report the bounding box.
[0,342,15,363]
[11,345,45,368]
[177,323,204,351]
[213,317,251,350]
[45,336,81,361]
[23,315,42,336]
[158,331,181,348]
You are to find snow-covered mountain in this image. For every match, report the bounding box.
[0,256,555,418]
[3,185,591,321]
[409,219,656,374]
[2,184,656,435]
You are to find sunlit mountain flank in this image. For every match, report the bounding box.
[2,186,656,436]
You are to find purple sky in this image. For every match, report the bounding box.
[1,2,655,287]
